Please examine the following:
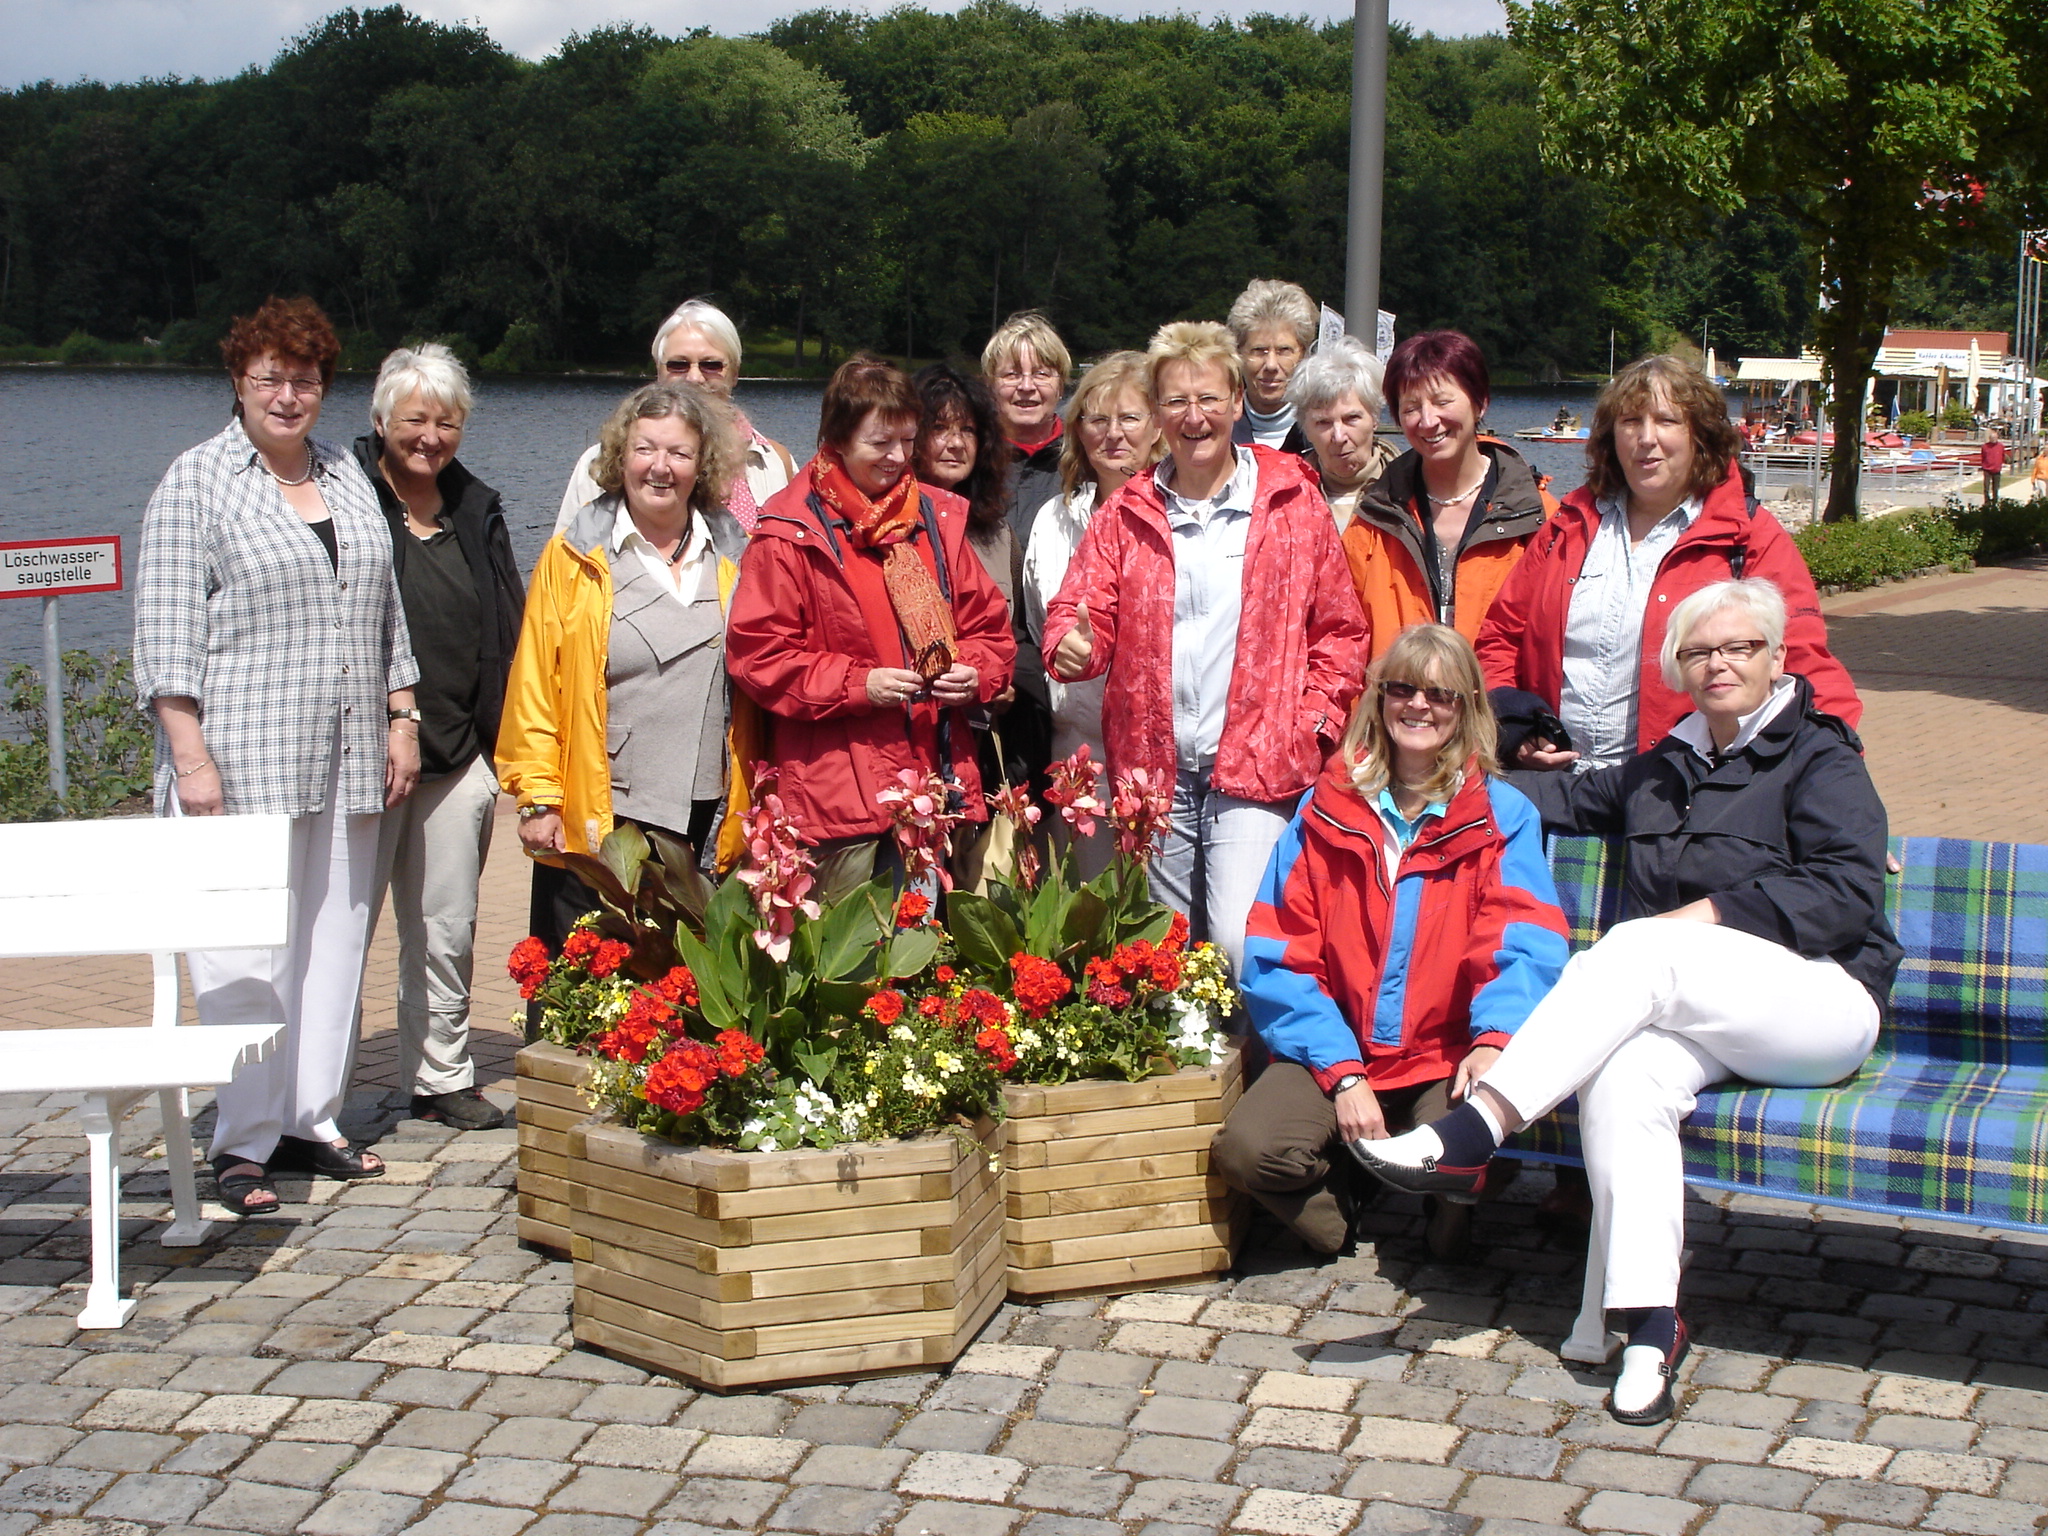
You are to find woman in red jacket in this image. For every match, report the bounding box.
[725,356,1016,865]
[1477,354,1857,773]
[1044,321,1368,980]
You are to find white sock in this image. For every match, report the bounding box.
[1469,1096,1506,1143]
[1612,1343,1669,1414]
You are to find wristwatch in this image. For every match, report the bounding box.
[518,803,558,821]
[1330,1074,1366,1097]
[387,706,423,723]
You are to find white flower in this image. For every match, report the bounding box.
[758,1136,779,1153]
[742,1117,766,1136]
[889,1024,915,1043]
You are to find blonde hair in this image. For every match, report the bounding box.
[1058,351,1162,498]
[1659,578,1788,690]
[1227,278,1317,353]
[1146,319,1245,399]
[592,381,738,511]
[1341,624,1497,803]
[981,310,1072,386]
[370,342,472,431]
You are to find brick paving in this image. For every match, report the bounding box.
[5,559,2048,1536]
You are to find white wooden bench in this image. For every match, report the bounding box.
[0,814,290,1327]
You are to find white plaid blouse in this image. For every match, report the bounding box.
[135,419,420,817]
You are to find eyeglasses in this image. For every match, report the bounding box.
[996,367,1060,386]
[244,373,323,397]
[1675,638,1770,670]
[1381,680,1464,709]
[1160,394,1235,418]
[1081,412,1150,433]
[663,357,728,377]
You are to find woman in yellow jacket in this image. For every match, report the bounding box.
[497,381,762,955]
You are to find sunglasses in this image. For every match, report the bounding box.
[1380,680,1464,708]
[663,357,728,377]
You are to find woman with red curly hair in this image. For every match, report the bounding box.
[135,296,421,1218]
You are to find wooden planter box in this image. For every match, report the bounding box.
[514,1041,591,1256]
[1002,1046,1247,1299]
[568,1118,1006,1392]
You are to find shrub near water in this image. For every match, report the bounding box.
[1793,504,1978,590]
[0,650,155,821]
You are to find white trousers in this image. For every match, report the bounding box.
[1149,768,1292,983]
[186,747,382,1163]
[368,753,499,1096]
[1482,919,1878,1318]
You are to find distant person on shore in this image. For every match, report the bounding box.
[1982,429,2007,506]
[1229,279,1317,453]
[2032,441,2048,501]
[555,299,794,533]
[984,311,1073,547]
[1288,335,1394,532]
[136,295,419,1217]
[1020,350,1163,878]
[1044,321,1367,980]
[1477,354,1858,775]
[352,343,525,1132]
[1342,330,1557,662]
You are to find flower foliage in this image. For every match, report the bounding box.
[1042,744,1106,838]
[734,775,821,961]
[876,767,964,892]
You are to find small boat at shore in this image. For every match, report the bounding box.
[1512,427,1589,443]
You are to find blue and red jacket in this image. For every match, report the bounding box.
[1241,755,1570,1093]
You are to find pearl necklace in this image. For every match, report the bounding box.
[269,443,316,487]
[1425,471,1487,506]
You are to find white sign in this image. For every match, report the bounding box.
[0,537,123,598]
[1377,309,1396,362]
[1317,305,1397,361]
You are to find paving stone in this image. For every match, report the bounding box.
[996,1422,1127,1468]
[469,1375,588,1417]
[1250,1373,1357,1411]
[275,1398,397,1444]
[233,1442,357,1489]
[78,1388,204,1432]
[1239,1406,1351,1451]
[656,1477,784,1527]
[890,1411,1002,1454]
[1922,1492,2047,1536]
[1113,1436,1231,1481]
[164,1358,286,1395]
[368,1368,487,1408]
[1342,1464,1465,1509]
[1051,1351,1154,1389]
[265,1362,384,1399]
[1883,1451,2004,1494]
[1349,1416,1462,1463]
[332,1447,463,1497]
[1770,1438,1893,1478]
[85,1472,220,1523]
[1454,1395,1566,1435]
[788,1404,903,1448]
[928,1374,1032,1415]
[1016,1517,1120,1536]
[1130,1396,1247,1441]
[1229,1448,1350,1494]
[685,1433,809,1479]
[575,1425,705,1473]
[1562,1448,1692,1494]
[1454,1476,1586,1524]
[163,1434,254,1476]
[301,1491,423,1536]
[174,1394,298,1437]
[0,1466,114,1515]
[893,1500,1024,1536]
[0,1383,101,1426]
[190,1480,322,1533]
[1034,1384,1140,1427]
[570,1384,690,1424]
[1232,1487,1362,1536]
[441,1456,575,1508]
[56,1352,185,1388]
[1575,1490,1699,1535]
[548,1466,678,1517]
[1106,1323,1215,1360]
[523,1520,640,1536]
[1453,1433,1561,1479]
[55,1431,180,1472]
[402,1502,535,1536]
[379,1408,497,1452]
[1685,1464,1817,1509]
[1801,1477,1929,1526]
[897,1451,1026,1502]
[1695,1510,1822,1536]
[771,1483,903,1534]
[1769,1365,1875,1402]
[472,1417,593,1460]
[0,1423,79,1466]
[1689,1390,1801,1430]
[674,1395,792,1434]
[794,1447,915,1490]
[1865,1413,1976,1451]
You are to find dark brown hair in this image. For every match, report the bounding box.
[1584,355,1744,501]
[913,363,1013,533]
[220,296,341,385]
[1384,330,1489,419]
[819,353,920,454]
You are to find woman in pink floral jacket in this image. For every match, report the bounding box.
[1045,321,1369,980]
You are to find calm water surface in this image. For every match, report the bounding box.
[0,367,1605,665]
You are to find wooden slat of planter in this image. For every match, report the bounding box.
[694,1171,955,1220]
[574,1209,972,1301]
[577,1121,969,1190]
[577,1308,930,1394]
[519,1076,589,1116]
[1006,1237,1240,1298]
[588,1162,956,1244]
[1007,1173,1221,1219]
[586,1239,954,1327]
[1004,1096,1223,1143]
[516,1040,587,1087]
[1004,1148,1210,1193]
[1007,1198,1214,1245]
[1010,1213,1238,1269]
[1004,1065,1235,1118]
[577,1186,941,1274]
[1005,1122,1216,1170]
[520,1102,586,1137]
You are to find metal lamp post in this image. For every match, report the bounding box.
[1345,0,1390,343]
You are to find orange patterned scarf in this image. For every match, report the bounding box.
[813,449,957,680]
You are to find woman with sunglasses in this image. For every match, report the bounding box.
[1217,624,1569,1261]
[1353,580,1897,1426]
[555,299,795,533]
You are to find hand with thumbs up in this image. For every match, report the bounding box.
[1052,601,1095,682]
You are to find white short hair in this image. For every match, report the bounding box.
[1227,278,1317,352]
[651,299,742,372]
[1287,335,1385,419]
[1659,578,1788,689]
[370,342,472,430]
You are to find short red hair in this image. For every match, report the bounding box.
[1384,330,1490,418]
[819,353,920,452]
[220,296,342,385]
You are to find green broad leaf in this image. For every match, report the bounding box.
[985,875,1027,928]
[1124,905,1173,945]
[945,891,1025,975]
[793,1045,839,1086]
[815,979,874,1024]
[645,828,715,928]
[672,924,737,1030]
[813,840,878,904]
[883,925,941,979]
[1025,873,1070,953]
[599,822,650,897]
[557,850,633,911]
[1060,889,1111,952]
[813,890,887,980]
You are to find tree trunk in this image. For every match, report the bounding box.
[794,287,806,367]
[1815,247,1889,524]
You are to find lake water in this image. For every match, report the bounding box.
[0,367,1609,666]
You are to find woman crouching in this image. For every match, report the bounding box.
[1354,579,1898,1425]
[1214,625,1569,1260]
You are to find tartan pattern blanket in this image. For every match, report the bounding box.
[1508,835,2048,1232]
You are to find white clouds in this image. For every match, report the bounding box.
[2,0,1508,90]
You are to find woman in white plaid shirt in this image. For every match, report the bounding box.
[135,296,421,1218]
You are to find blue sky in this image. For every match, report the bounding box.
[3,0,1510,89]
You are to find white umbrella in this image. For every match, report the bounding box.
[1966,339,1981,420]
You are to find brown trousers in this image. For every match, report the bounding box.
[1211,1060,1452,1252]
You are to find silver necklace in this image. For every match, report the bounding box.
[1425,471,1487,505]
[269,443,316,488]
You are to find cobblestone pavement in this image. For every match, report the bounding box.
[6,560,2048,1536]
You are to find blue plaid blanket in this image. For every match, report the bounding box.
[1508,835,2048,1232]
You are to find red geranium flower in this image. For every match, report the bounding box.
[587,938,633,979]
[935,965,956,985]
[1162,912,1190,954]
[1009,953,1073,1019]
[866,990,906,1025]
[654,965,699,1008]
[714,1028,766,1078]
[508,936,551,999]
[895,891,931,927]
[974,1025,1018,1073]
[560,927,601,966]
[1084,955,1131,1009]
[644,1039,720,1116]
[959,989,1008,1029]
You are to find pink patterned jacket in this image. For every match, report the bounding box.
[1042,446,1369,805]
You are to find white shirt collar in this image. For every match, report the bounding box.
[1156,445,1257,525]
[1594,490,1703,534]
[1671,674,1798,761]
[612,502,708,563]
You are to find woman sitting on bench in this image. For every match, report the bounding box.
[1353,578,1900,1426]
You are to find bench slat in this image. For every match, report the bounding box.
[0,1025,282,1094]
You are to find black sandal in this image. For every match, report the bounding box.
[273,1135,386,1181]
[209,1154,280,1217]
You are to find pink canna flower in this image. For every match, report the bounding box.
[988,782,1044,887]
[1108,766,1175,864]
[735,789,821,961]
[876,768,964,892]
[1043,745,1107,840]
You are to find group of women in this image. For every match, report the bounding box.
[136,282,1891,1428]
